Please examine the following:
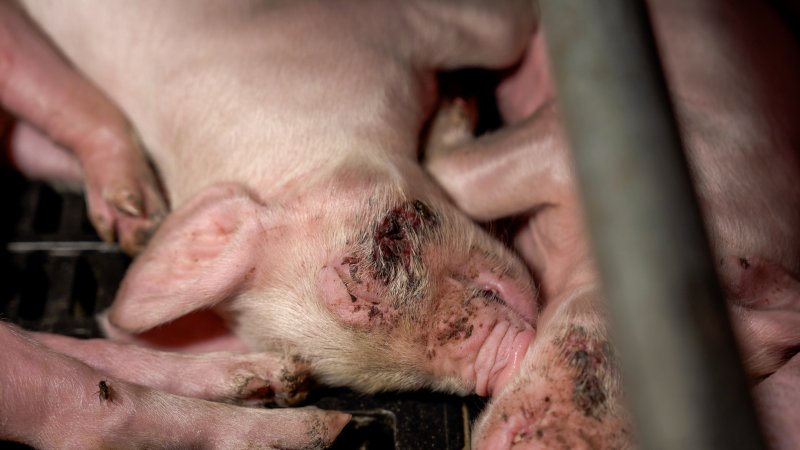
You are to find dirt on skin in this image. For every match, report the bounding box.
[558,325,612,419]
[371,200,438,286]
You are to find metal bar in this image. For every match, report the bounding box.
[538,1,765,449]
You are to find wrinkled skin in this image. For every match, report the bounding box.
[0,1,166,255]
[2,0,549,448]
[427,0,800,448]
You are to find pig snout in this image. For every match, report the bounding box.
[318,197,538,396]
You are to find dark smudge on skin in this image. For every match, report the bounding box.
[555,325,611,419]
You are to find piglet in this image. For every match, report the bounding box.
[427,0,800,447]
[7,0,543,446]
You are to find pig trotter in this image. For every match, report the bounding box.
[84,147,167,256]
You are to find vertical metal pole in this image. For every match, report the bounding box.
[538,1,765,449]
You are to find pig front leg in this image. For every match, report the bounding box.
[473,288,633,449]
[0,1,166,254]
[31,331,314,407]
[0,323,349,449]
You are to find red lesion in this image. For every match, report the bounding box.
[372,200,438,284]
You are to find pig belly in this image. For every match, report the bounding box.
[649,0,800,275]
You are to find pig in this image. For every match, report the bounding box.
[426,0,800,448]
[1,0,550,447]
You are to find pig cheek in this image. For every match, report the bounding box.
[318,265,399,327]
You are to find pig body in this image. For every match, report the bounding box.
[427,0,800,447]
[17,0,539,416]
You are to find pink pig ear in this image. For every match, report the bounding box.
[107,183,269,334]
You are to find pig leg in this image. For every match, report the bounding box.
[425,101,573,221]
[472,288,633,449]
[0,323,349,450]
[423,27,567,222]
[6,121,84,191]
[31,331,313,407]
[425,94,597,305]
[0,1,166,254]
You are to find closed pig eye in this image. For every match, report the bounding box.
[476,288,504,305]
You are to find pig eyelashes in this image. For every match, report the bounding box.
[371,200,439,285]
[473,288,503,305]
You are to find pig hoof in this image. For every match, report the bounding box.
[86,169,167,256]
[109,188,144,216]
[423,96,477,160]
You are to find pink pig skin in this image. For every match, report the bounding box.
[426,0,800,448]
[0,322,349,449]
[16,0,541,433]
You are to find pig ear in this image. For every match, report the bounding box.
[107,183,269,333]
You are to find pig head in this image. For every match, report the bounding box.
[105,159,538,397]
